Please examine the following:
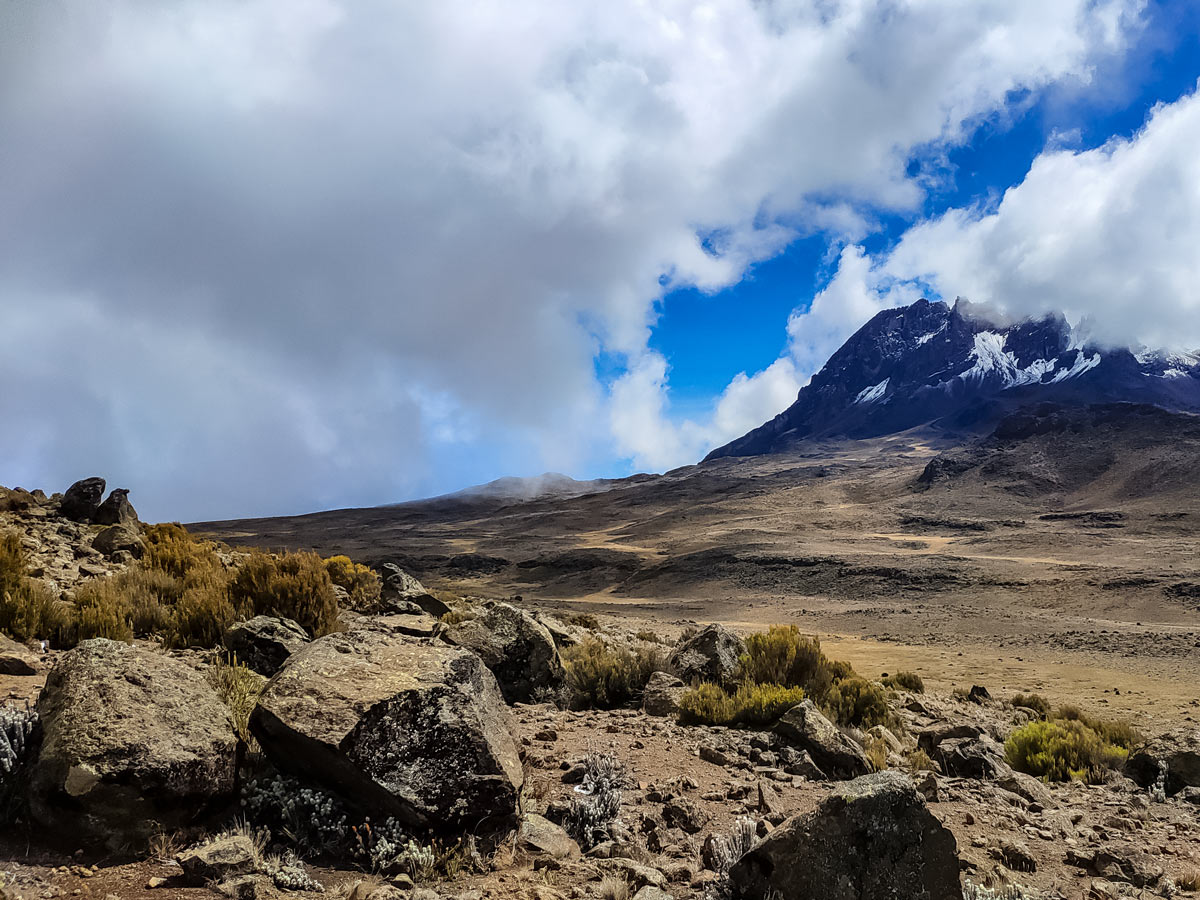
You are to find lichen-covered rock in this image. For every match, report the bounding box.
[442,600,565,704]
[728,770,960,900]
[30,639,238,847]
[250,626,523,833]
[223,615,309,676]
[177,834,260,884]
[642,671,686,718]
[774,700,872,780]
[91,524,144,559]
[378,564,450,617]
[58,477,106,522]
[668,624,745,688]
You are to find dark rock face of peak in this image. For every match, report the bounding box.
[706,299,1200,459]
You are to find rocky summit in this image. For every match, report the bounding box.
[707,298,1200,458]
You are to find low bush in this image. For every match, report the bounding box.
[563,637,665,709]
[1004,719,1129,783]
[882,671,925,693]
[568,613,600,630]
[229,550,339,637]
[207,652,265,745]
[0,532,24,600]
[73,578,134,643]
[169,580,240,649]
[906,748,934,772]
[823,675,892,729]
[325,555,381,611]
[440,608,477,626]
[635,630,661,644]
[739,625,836,700]
[0,579,74,646]
[142,523,225,581]
[1052,705,1139,749]
[864,735,890,771]
[1011,693,1051,718]
[677,682,805,728]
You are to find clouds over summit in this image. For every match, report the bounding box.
[0,0,1149,518]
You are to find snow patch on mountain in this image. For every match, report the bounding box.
[1049,351,1101,382]
[855,378,890,404]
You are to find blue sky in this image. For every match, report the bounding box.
[651,0,1200,417]
[3,1,1200,520]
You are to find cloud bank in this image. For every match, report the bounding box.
[0,0,1145,518]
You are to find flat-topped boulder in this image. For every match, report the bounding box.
[250,627,523,832]
[29,639,238,847]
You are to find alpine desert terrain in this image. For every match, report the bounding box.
[194,402,1200,730]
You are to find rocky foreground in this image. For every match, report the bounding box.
[1,482,1199,900]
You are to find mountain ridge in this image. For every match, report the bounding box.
[706,298,1200,460]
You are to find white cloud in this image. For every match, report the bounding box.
[0,0,1145,516]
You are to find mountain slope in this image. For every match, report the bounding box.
[706,298,1200,459]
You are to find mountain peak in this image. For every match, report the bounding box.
[706,298,1200,460]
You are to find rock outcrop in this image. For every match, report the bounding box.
[223,615,310,677]
[442,600,565,704]
[250,625,523,832]
[1126,731,1200,796]
[93,488,138,527]
[774,700,873,780]
[57,478,106,522]
[728,770,960,900]
[0,636,39,676]
[29,639,238,847]
[378,564,450,617]
[667,624,745,688]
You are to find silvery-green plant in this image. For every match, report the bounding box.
[242,772,349,857]
[564,750,625,849]
[0,703,36,777]
[261,850,325,892]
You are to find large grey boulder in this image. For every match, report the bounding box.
[775,700,873,780]
[58,477,105,522]
[1126,731,1200,797]
[223,615,309,677]
[442,600,565,704]
[378,564,450,617]
[729,770,961,900]
[30,639,238,847]
[667,624,745,688]
[250,626,523,833]
[93,488,139,527]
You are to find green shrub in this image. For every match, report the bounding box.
[823,675,892,729]
[677,682,737,726]
[0,531,25,600]
[73,579,134,643]
[1004,719,1129,783]
[229,550,339,637]
[882,671,925,693]
[635,630,661,644]
[324,555,381,611]
[1052,705,1139,749]
[0,578,75,646]
[142,523,225,581]
[677,682,805,728]
[563,637,664,709]
[168,580,239,649]
[865,735,889,771]
[568,613,601,630]
[1011,693,1051,718]
[739,625,836,700]
[207,652,266,744]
